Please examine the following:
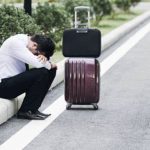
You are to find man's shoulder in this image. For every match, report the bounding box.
[13,34,28,40]
[10,34,28,45]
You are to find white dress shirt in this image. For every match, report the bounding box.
[0,34,51,82]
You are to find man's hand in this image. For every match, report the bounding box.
[51,63,57,69]
[37,55,47,64]
[37,54,57,69]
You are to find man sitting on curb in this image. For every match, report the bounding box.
[0,34,57,120]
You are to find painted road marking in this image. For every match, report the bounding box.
[1,21,150,150]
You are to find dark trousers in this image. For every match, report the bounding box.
[0,67,56,113]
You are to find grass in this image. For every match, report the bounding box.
[93,11,141,35]
[51,50,65,63]
[52,10,142,63]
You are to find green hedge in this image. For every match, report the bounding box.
[90,0,112,21]
[0,5,41,45]
[33,2,71,48]
[0,3,71,50]
[114,0,141,11]
[0,0,142,48]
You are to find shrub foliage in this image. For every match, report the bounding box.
[0,5,41,45]
[0,0,142,48]
[33,2,71,45]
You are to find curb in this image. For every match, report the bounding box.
[102,10,150,50]
[0,11,150,125]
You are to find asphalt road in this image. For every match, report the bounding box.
[0,17,150,150]
[27,20,150,150]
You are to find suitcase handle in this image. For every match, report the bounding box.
[76,28,88,33]
[74,6,91,28]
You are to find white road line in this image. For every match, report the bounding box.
[1,22,150,150]
[0,95,66,150]
[101,22,150,76]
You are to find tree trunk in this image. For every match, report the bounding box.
[24,0,32,16]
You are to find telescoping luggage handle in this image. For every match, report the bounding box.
[74,6,91,33]
[62,6,101,58]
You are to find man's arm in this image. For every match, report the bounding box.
[37,54,57,69]
[10,40,52,70]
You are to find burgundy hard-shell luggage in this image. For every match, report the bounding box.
[65,58,100,110]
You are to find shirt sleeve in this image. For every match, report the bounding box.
[9,38,52,70]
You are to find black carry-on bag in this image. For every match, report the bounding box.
[63,6,101,110]
[63,6,101,58]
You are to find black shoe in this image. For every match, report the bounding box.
[17,111,46,120]
[35,110,51,117]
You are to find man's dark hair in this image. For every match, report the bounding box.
[31,35,55,60]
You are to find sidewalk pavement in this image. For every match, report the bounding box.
[0,11,150,125]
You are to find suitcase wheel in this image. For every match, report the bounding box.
[92,103,98,110]
[66,103,72,110]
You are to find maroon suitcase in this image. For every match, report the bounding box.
[65,58,100,110]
